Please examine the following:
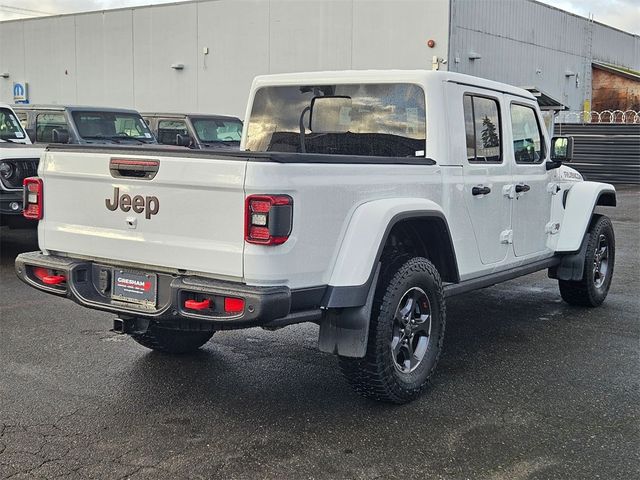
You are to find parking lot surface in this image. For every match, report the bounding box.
[0,187,638,480]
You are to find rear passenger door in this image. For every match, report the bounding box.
[507,100,553,257]
[461,90,512,265]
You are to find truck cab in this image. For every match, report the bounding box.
[142,112,242,149]
[14,105,157,145]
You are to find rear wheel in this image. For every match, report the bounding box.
[559,215,615,307]
[130,322,215,354]
[339,257,446,404]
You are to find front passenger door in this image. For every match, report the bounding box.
[509,101,553,257]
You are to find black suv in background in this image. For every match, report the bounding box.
[142,113,242,149]
[14,105,158,145]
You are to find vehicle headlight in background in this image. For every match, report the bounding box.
[0,161,15,180]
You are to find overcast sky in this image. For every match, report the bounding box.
[0,0,638,35]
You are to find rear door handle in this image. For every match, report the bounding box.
[515,184,531,193]
[472,186,491,196]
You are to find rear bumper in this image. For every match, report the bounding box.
[15,251,297,329]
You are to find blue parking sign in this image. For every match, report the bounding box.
[13,82,28,103]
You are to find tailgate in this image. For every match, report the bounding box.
[39,150,246,279]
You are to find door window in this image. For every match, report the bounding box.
[463,95,501,163]
[510,104,544,163]
[157,119,188,145]
[36,113,67,142]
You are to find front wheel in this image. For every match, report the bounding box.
[559,215,615,307]
[130,322,215,354]
[339,257,446,404]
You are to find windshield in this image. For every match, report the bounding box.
[71,111,155,142]
[0,108,27,142]
[246,83,426,157]
[191,118,243,143]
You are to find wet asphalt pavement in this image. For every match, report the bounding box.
[0,187,638,480]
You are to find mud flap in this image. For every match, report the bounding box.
[549,232,589,282]
[318,265,380,358]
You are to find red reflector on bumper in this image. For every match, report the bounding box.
[224,297,245,313]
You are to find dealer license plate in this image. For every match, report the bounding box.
[112,270,157,307]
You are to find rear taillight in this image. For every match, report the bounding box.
[23,177,43,220]
[245,194,293,245]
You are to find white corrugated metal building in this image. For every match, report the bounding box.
[0,0,638,117]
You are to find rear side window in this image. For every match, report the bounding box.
[36,113,66,143]
[157,119,188,145]
[463,94,501,163]
[510,104,544,163]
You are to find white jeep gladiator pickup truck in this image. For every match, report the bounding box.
[16,71,616,404]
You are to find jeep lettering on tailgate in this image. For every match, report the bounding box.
[105,187,159,219]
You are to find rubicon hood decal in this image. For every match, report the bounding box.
[105,187,159,219]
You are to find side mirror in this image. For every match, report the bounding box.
[550,136,573,162]
[309,96,352,133]
[51,128,70,144]
[176,133,192,147]
[25,128,36,142]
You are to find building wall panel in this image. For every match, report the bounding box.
[21,16,77,104]
[269,0,352,74]
[133,3,199,112]
[196,0,269,116]
[352,0,449,70]
[0,21,25,102]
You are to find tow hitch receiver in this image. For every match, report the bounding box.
[112,317,150,334]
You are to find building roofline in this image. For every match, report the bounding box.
[1,0,638,38]
[526,0,638,38]
[592,62,640,81]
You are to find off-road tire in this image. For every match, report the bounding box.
[130,322,215,354]
[559,215,615,307]
[339,257,446,404]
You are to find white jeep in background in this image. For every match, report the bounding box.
[16,71,616,403]
[1,103,44,228]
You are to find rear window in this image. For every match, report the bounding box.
[246,83,426,157]
[0,107,27,141]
